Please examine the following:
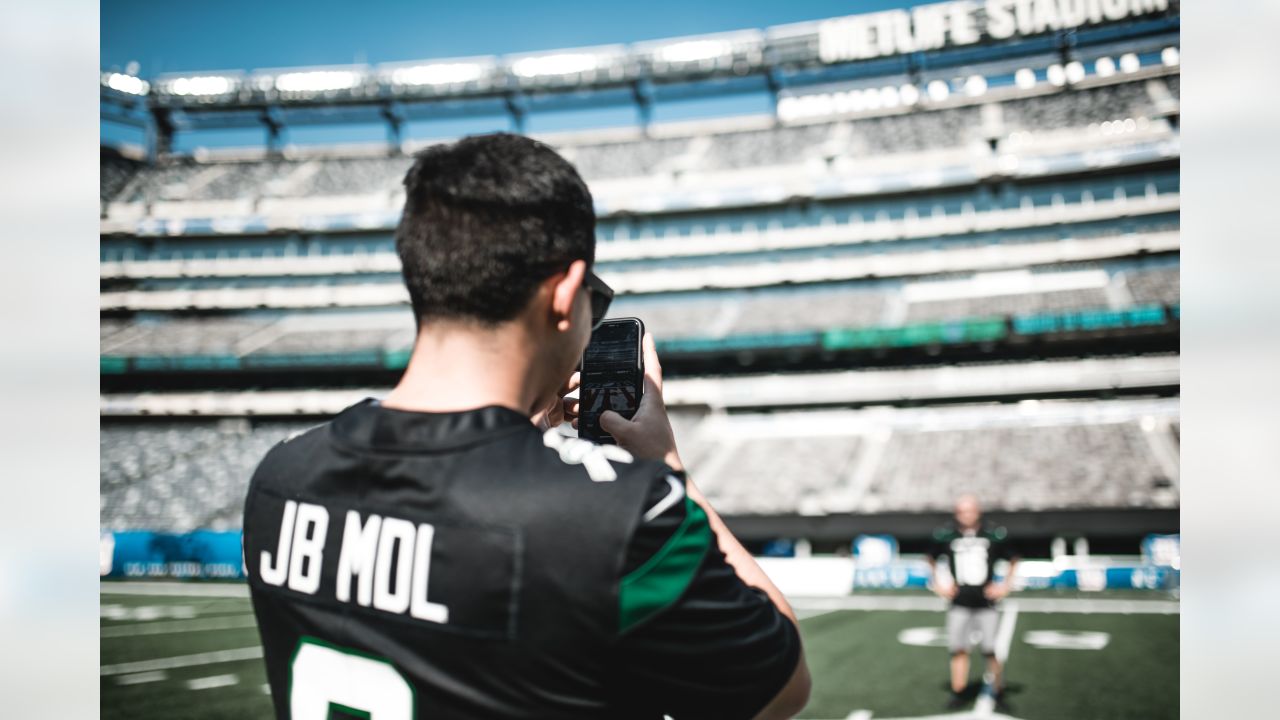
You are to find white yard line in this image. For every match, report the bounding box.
[187,674,240,690]
[100,646,263,676]
[101,614,259,638]
[994,602,1019,664]
[101,581,250,598]
[116,671,168,686]
[846,710,874,720]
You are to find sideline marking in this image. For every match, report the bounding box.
[101,582,249,598]
[101,647,263,676]
[116,671,167,686]
[101,614,259,638]
[187,674,239,691]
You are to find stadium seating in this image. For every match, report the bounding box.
[101,318,272,355]
[99,77,1174,204]
[99,263,1178,355]
[101,150,140,203]
[1000,82,1155,134]
[100,420,318,532]
[862,421,1177,513]
[697,436,863,515]
[559,136,693,180]
[903,287,1111,323]
[98,398,1179,530]
[1122,266,1179,305]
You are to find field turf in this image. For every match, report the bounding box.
[101,583,1177,719]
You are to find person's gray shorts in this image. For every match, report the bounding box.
[947,606,998,655]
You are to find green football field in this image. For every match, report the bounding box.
[101,583,1178,720]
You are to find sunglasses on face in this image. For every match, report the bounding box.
[584,268,614,330]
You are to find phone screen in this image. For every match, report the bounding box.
[579,318,644,444]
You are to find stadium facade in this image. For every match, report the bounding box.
[100,1,1180,580]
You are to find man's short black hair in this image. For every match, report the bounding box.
[395,132,596,327]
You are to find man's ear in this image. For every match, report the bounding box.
[549,259,587,332]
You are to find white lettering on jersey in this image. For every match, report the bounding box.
[260,500,298,587]
[288,503,330,595]
[373,517,416,614]
[542,427,633,482]
[263,503,451,625]
[410,523,449,624]
[336,511,382,605]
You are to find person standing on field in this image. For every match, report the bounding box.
[927,494,1018,711]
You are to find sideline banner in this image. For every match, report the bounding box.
[101,530,245,579]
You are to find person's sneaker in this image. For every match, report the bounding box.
[945,692,966,710]
[993,689,1011,713]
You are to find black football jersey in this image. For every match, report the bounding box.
[928,523,1013,608]
[242,399,800,720]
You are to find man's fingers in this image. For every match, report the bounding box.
[562,397,579,417]
[599,410,629,437]
[636,374,662,416]
[561,371,581,396]
[642,332,662,393]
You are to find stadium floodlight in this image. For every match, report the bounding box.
[510,53,600,78]
[926,79,949,102]
[1046,64,1066,87]
[162,75,237,97]
[879,85,900,108]
[899,83,920,106]
[637,29,761,75]
[1119,52,1140,73]
[102,72,149,96]
[964,74,987,96]
[656,39,733,64]
[388,62,485,87]
[1094,56,1116,78]
[1064,61,1085,84]
[1014,68,1036,89]
[274,70,363,93]
[1162,46,1180,67]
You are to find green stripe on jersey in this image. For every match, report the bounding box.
[618,496,712,634]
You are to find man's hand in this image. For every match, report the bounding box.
[598,333,683,471]
[983,582,1011,601]
[530,372,580,432]
[932,582,958,600]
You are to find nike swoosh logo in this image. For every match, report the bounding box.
[642,475,685,522]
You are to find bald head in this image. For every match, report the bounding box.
[954,494,981,530]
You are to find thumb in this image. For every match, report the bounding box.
[598,410,630,438]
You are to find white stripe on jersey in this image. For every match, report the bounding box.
[643,475,685,522]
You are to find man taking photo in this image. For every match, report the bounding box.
[242,133,810,720]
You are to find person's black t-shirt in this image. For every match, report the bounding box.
[928,523,1013,609]
[242,399,800,719]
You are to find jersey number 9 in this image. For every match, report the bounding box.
[290,637,415,719]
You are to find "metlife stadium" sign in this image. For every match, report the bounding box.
[818,0,1174,63]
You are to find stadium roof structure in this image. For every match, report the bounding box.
[101,0,1179,156]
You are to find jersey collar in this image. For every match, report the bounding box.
[330,398,536,453]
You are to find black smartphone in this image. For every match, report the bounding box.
[579,317,644,445]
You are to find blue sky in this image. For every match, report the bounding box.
[101,0,913,149]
